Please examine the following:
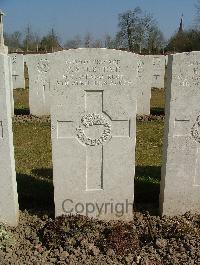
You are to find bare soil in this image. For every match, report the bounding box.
[0,211,199,265]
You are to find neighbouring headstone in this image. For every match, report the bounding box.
[25,53,51,116]
[8,57,14,116]
[9,53,25,89]
[152,55,165,89]
[51,49,137,220]
[0,54,18,226]
[137,55,153,115]
[0,10,8,54]
[160,52,200,216]
[165,55,168,67]
[0,11,14,115]
[164,55,168,89]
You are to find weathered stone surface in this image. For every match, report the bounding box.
[160,52,200,216]
[152,55,165,89]
[26,50,152,116]
[0,54,18,226]
[9,53,25,89]
[137,55,153,115]
[51,49,137,220]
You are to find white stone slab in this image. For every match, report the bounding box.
[164,55,168,89]
[160,52,200,216]
[0,54,18,226]
[9,53,25,89]
[8,57,14,116]
[137,55,153,115]
[26,50,152,116]
[0,11,8,55]
[165,55,168,67]
[152,55,165,89]
[51,49,137,220]
[25,54,51,116]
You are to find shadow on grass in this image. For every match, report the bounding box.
[150,107,164,116]
[14,107,30,115]
[17,166,161,216]
[134,166,161,215]
[17,173,54,216]
[32,168,53,180]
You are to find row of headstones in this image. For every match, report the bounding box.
[0,49,200,227]
[9,52,167,116]
[9,52,167,90]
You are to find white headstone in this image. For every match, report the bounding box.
[26,50,152,116]
[0,10,8,55]
[137,55,153,115]
[0,54,18,226]
[165,55,168,67]
[51,49,137,220]
[152,55,165,89]
[25,53,51,116]
[160,52,200,216]
[0,11,12,115]
[9,53,25,89]
[8,57,14,116]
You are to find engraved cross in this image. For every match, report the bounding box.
[57,90,131,191]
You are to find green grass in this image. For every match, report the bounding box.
[13,88,165,214]
[135,121,164,210]
[150,88,165,115]
[13,122,54,213]
[13,88,29,115]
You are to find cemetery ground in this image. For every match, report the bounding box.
[0,89,199,265]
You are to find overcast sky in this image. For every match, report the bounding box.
[0,0,197,43]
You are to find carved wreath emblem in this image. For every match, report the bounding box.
[37,59,50,73]
[76,113,111,146]
[191,115,200,143]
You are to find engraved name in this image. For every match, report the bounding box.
[53,59,132,89]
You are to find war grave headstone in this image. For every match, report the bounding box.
[137,55,153,115]
[0,11,14,116]
[165,55,168,67]
[25,53,51,116]
[0,10,14,116]
[160,52,200,216]
[26,50,152,116]
[164,55,168,89]
[8,57,14,116]
[9,53,25,89]
[0,54,19,226]
[0,10,8,55]
[51,49,137,220]
[152,55,165,89]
